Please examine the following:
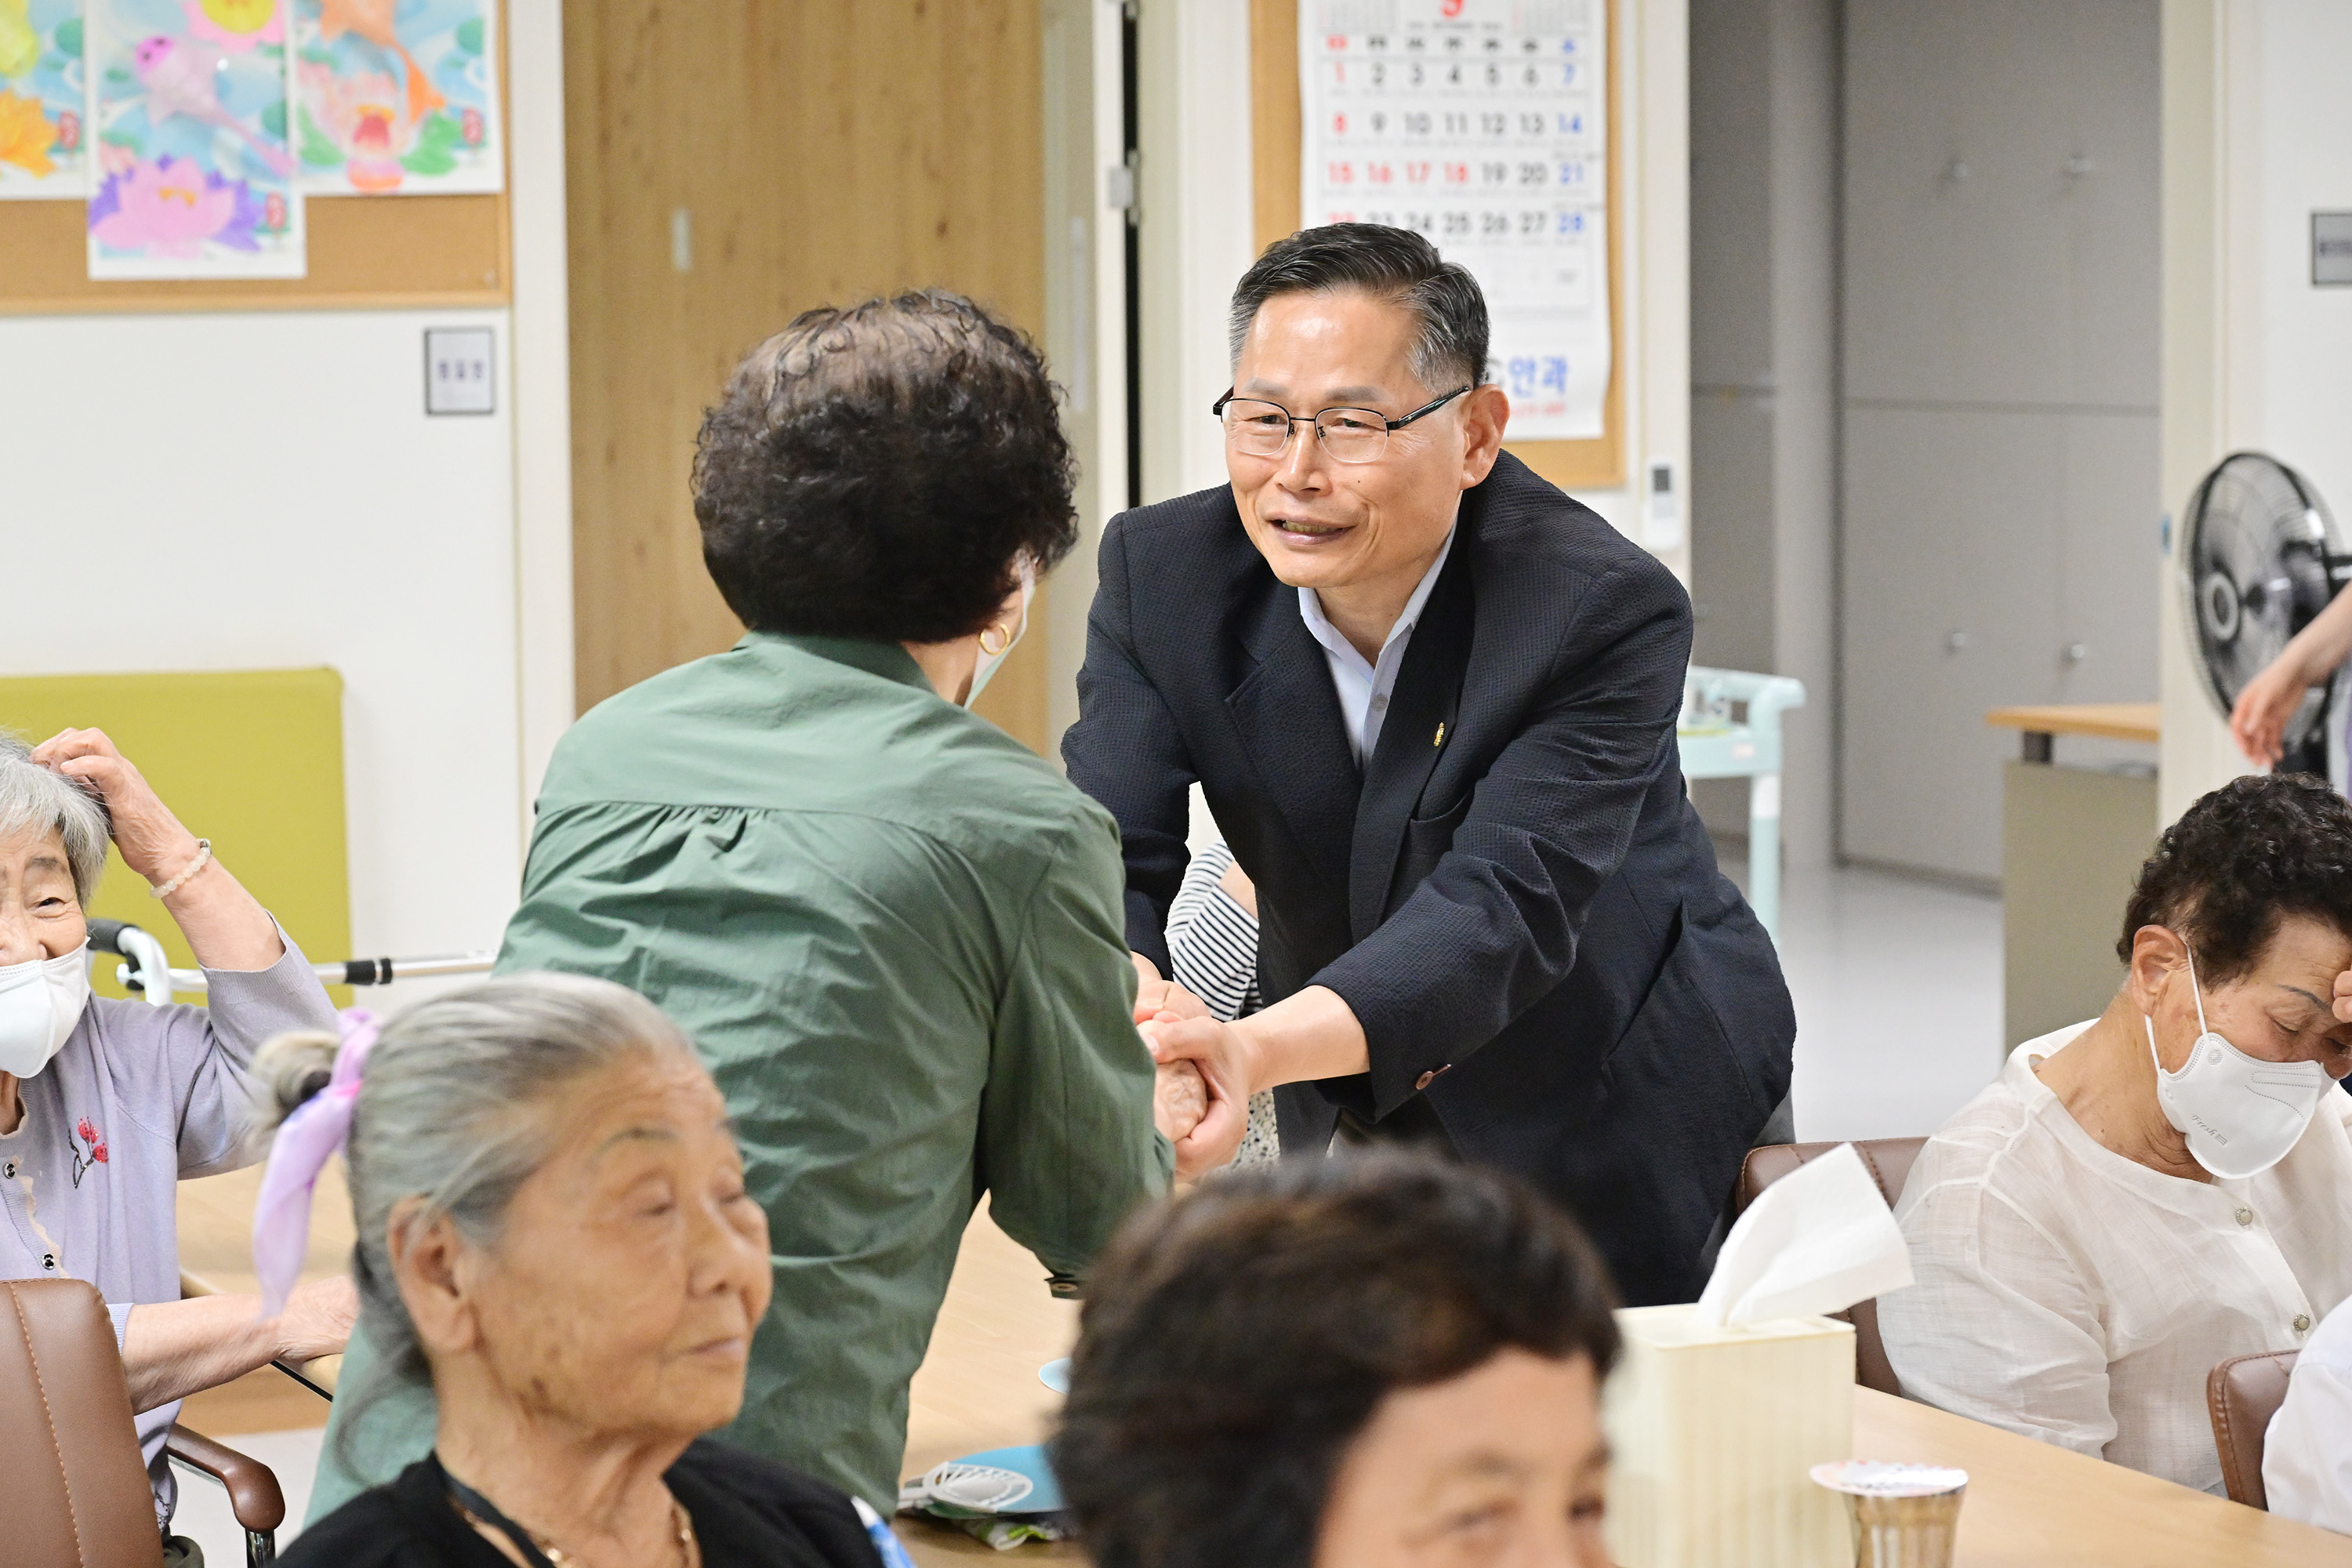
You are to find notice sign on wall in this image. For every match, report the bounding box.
[1300,0,1610,441]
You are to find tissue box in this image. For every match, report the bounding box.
[1604,1304,1855,1568]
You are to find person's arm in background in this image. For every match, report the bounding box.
[1147,557,1693,1160]
[1062,515,1210,1024]
[34,728,283,970]
[2233,586,2352,765]
[34,729,339,1174]
[982,808,1193,1294]
[118,1278,354,1413]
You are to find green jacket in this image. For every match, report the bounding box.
[310,633,1169,1515]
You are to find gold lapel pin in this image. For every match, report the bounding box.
[1433,721,1446,748]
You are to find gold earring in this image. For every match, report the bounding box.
[978,625,1012,656]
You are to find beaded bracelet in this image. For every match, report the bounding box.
[151,839,212,900]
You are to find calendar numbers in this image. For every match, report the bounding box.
[1302,0,1613,441]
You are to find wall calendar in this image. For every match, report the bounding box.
[1299,0,1610,441]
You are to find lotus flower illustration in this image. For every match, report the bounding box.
[89,154,266,256]
[299,60,416,191]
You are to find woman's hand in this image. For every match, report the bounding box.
[2230,659,2315,767]
[32,727,285,971]
[31,728,200,885]
[1152,1057,1209,1155]
[276,1273,358,1364]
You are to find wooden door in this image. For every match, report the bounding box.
[564,1,1053,749]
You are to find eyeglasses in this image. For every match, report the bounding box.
[1212,385,1473,465]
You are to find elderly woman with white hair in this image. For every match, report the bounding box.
[271,974,896,1568]
[0,727,351,1552]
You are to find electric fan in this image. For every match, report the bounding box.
[2180,451,2352,782]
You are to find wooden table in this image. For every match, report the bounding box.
[182,1172,2352,1563]
[898,1217,2352,1565]
[1983,700,2162,1046]
[1856,1386,2352,1565]
[1985,701,2161,763]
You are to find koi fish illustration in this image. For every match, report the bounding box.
[318,0,444,127]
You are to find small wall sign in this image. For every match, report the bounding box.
[2314,212,2352,286]
[425,327,497,416]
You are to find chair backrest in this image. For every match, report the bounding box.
[0,1279,166,1568]
[1734,1138,1929,1398]
[2209,1349,2299,1510]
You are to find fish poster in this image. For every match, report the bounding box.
[84,0,305,278]
[292,0,499,196]
[0,0,88,196]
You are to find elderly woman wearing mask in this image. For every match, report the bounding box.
[272,974,895,1568]
[0,727,349,1548]
[1880,772,2352,1493]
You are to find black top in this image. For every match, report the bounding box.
[1061,452,1798,1306]
[278,1439,885,1568]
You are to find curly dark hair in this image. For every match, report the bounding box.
[2118,771,2352,982]
[1051,1152,1621,1568]
[691,290,1077,643]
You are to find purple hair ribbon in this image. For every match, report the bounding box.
[252,1008,379,1319]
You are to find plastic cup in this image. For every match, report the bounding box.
[1809,1461,1968,1568]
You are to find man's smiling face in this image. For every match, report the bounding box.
[1225,289,1501,599]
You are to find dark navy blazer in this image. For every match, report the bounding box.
[1062,452,1796,1306]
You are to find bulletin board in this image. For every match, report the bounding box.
[1249,0,1624,492]
[0,3,510,315]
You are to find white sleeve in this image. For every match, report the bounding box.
[1878,1176,2118,1459]
[2267,1348,2352,1533]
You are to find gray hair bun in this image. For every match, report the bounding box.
[250,1029,340,1142]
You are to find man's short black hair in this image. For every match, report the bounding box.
[1227,223,1490,393]
[2118,771,2352,982]
[692,290,1077,644]
[1051,1152,1621,1568]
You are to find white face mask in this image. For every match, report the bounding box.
[2145,946,2332,1180]
[964,564,1036,709]
[0,942,92,1079]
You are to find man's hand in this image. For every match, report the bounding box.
[1131,951,1211,1025]
[1143,1011,1259,1178]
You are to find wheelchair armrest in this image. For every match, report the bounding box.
[166,1425,286,1535]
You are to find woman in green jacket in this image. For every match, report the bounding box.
[310,291,1203,1518]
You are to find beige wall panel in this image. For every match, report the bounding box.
[567,1,1051,750]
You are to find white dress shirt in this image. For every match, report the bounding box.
[1298,528,1456,767]
[2267,1292,2352,1532]
[1878,1022,2352,1494]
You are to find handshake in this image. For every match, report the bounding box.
[1135,962,1252,1181]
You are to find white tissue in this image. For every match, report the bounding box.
[1692,1142,1914,1330]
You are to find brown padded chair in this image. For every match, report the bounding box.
[1734,1138,1928,1399]
[1,1278,286,1568]
[2209,1348,2299,1510]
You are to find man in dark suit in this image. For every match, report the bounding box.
[1060,224,1795,1305]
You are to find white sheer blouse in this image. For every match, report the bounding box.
[1878,1022,2352,1494]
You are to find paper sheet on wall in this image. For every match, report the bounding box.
[0,0,89,196]
[292,0,502,196]
[84,0,305,278]
[1299,0,1610,441]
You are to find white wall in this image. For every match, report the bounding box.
[0,9,570,1009]
[0,309,524,982]
[1687,0,1835,869]
[2158,0,2352,821]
